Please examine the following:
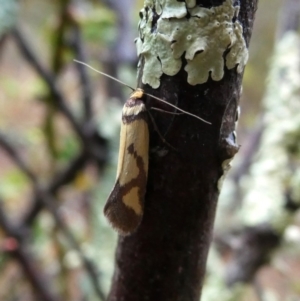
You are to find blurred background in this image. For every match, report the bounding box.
[1,0,300,301]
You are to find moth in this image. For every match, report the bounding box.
[74,60,210,235]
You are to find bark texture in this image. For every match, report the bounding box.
[107,1,258,300]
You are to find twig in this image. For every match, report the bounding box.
[224,225,280,286]
[52,0,71,73]
[103,0,137,65]
[72,24,93,122]
[0,134,106,300]
[41,193,106,301]
[22,151,88,225]
[0,133,37,183]
[0,33,9,58]
[11,28,86,142]
[4,19,109,300]
[0,133,86,224]
[11,27,108,163]
[0,201,62,301]
[44,0,72,162]
[100,0,138,102]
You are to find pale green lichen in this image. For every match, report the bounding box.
[217,158,233,191]
[155,2,163,15]
[236,32,300,233]
[136,0,248,88]
[216,32,300,235]
[186,0,196,9]
[160,0,187,18]
[226,22,249,73]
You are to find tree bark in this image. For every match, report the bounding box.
[107,1,258,300]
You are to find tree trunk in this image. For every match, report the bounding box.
[107,1,258,300]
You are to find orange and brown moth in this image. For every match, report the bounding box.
[74,60,211,235]
[104,88,149,235]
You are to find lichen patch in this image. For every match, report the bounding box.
[136,0,248,88]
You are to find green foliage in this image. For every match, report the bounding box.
[80,5,117,46]
[57,135,80,163]
[0,169,29,200]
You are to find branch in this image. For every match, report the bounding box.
[107,1,258,300]
[0,201,62,301]
[11,28,86,142]
[0,133,37,183]
[223,0,300,287]
[22,151,88,225]
[71,24,93,122]
[216,225,281,286]
[0,133,86,224]
[101,0,138,102]
[40,194,106,301]
[0,134,106,300]
[5,21,109,227]
[105,0,137,64]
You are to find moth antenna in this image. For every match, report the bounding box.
[145,92,211,125]
[74,59,135,91]
[74,60,211,124]
[150,107,183,115]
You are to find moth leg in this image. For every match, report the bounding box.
[147,110,178,152]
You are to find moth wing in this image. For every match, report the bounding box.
[104,103,149,235]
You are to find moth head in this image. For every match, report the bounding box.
[131,88,144,99]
